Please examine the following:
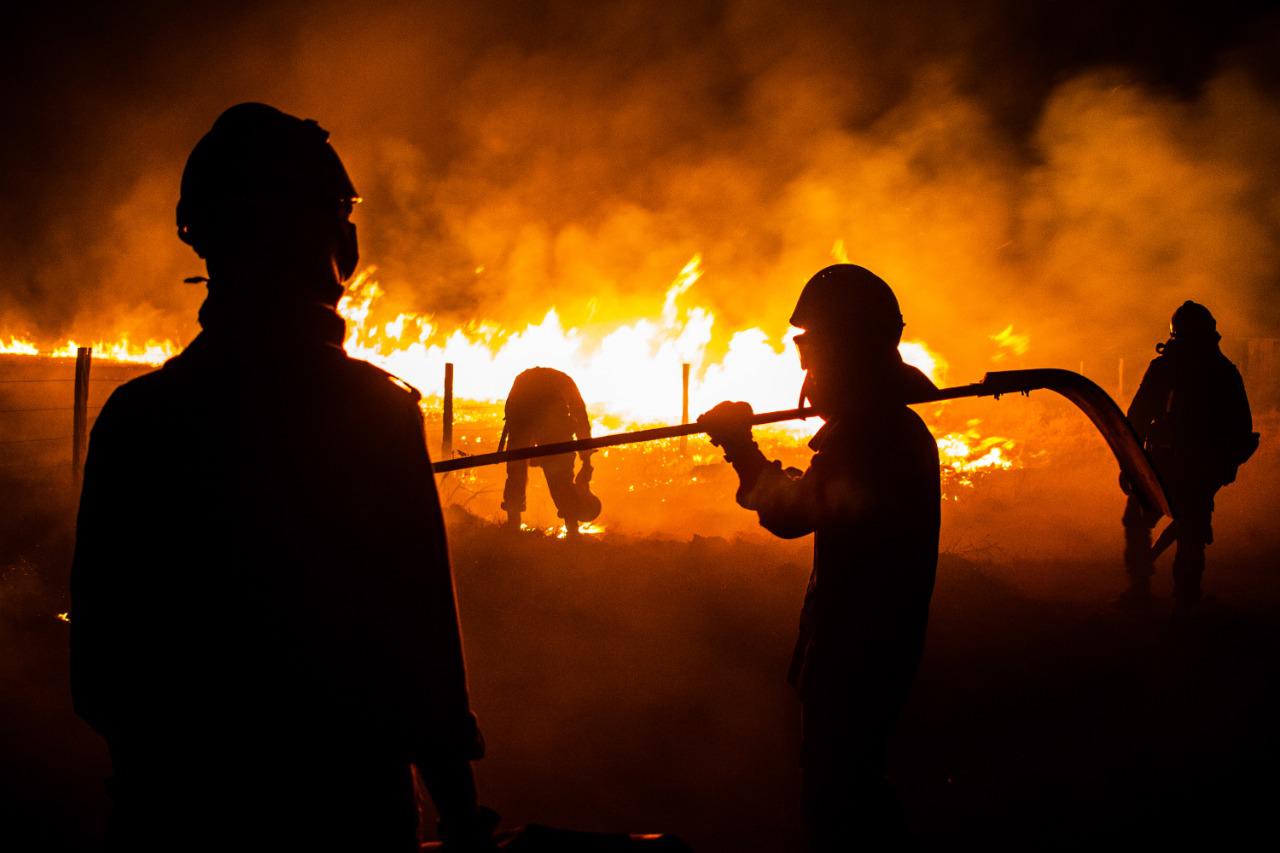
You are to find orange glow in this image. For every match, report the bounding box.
[2,334,176,364]
[0,336,40,356]
[517,522,606,539]
[51,338,177,365]
[990,324,1031,360]
[7,256,1021,487]
[338,259,947,431]
[337,257,1020,484]
[935,419,1017,486]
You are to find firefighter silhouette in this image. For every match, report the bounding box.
[699,265,940,851]
[1120,300,1258,607]
[70,104,496,851]
[499,367,599,537]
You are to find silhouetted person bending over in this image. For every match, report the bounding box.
[71,104,494,852]
[699,265,940,851]
[499,367,597,537]
[1120,300,1257,607]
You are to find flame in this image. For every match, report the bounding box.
[990,324,1030,360]
[56,612,70,623]
[518,522,606,539]
[935,419,1016,487]
[5,254,1020,493]
[338,260,946,430]
[337,258,1018,488]
[2,334,175,365]
[1,336,40,356]
[51,338,177,365]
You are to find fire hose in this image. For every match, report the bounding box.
[432,368,1170,518]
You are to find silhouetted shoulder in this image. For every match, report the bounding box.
[340,356,423,407]
[1137,354,1173,387]
[90,366,180,433]
[1214,351,1245,379]
[903,405,939,457]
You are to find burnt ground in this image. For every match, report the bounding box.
[2,477,1279,852]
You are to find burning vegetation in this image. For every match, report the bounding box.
[1,250,1024,524]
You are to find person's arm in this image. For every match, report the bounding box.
[1217,363,1258,483]
[700,402,867,539]
[375,390,492,840]
[69,392,130,736]
[1224,364,1254,447]
[559,375,594,466]
[1126,359,1167,444]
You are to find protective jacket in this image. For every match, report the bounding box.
[500,367,591,461]
[727,363,940,711]
[70,293,480,848]
[721,360,939,851]
[1127,338,1255,489]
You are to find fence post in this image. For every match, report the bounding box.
[681,363,691,455]
[72,346,92,483]
[442,362,454,460]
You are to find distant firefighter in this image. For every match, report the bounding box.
[500,367,600,537]
[1120,300,1258,607]
[699,265,940,851]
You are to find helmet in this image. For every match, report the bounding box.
[790,264,904,349]
[176,103,360,277]
[1170,300,1218,342]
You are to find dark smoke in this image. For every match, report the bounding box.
[2,1,1279,382]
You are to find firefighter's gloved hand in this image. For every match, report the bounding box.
[699,401,756,459]
[439,805,501,851]
[575,456,594,487]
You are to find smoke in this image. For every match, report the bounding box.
[2,0,1279,383]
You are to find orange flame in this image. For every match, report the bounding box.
[2,334,176,365]
[1,336,40,356]
[990,324,1031,360]
[5,255,1020,488]
[338,259,946,432]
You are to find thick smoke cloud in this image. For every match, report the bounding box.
[2,0,1278,382]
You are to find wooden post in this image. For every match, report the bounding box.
[681,363,691,454]
[442,362,454,460]
[72,346,92,483]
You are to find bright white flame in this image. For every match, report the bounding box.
[1,336,40,356]
[339,261,948,430]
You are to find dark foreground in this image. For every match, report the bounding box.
[3,480,1279,851]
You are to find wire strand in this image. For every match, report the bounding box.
[0,435,73,446]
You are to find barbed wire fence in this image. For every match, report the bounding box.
[1,353,470,486]
[0,349,148,480]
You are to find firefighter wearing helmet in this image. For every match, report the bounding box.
[1119,300,1258,608]
[698,264,941,851]
[71,104,496,851]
